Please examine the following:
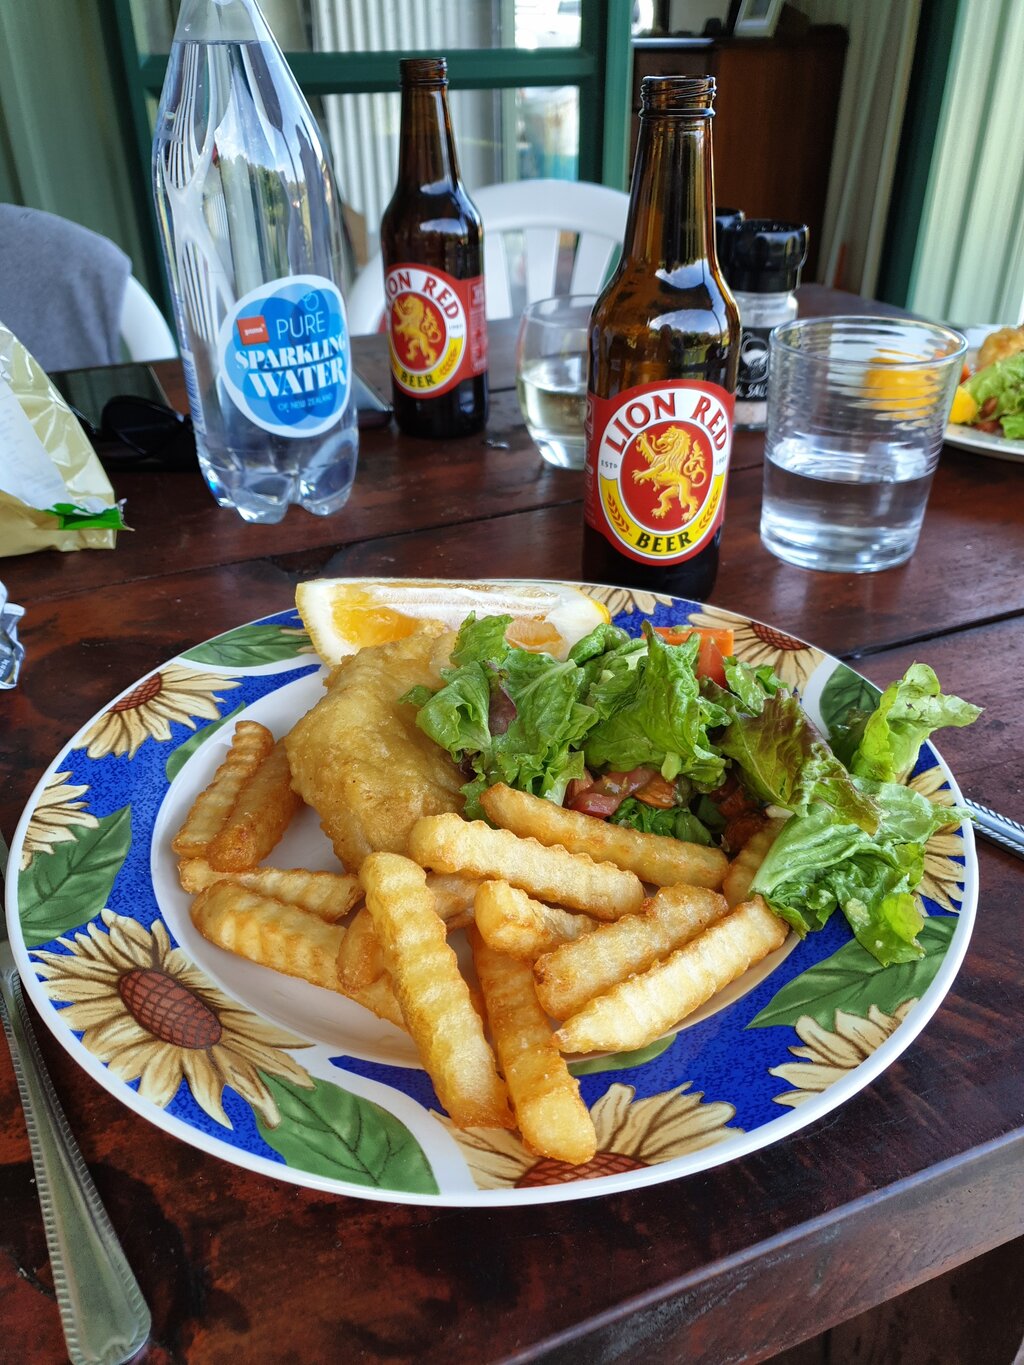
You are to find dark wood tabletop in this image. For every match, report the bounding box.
[1,284,1022,1364]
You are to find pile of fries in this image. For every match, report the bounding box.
[176,719,788,1167]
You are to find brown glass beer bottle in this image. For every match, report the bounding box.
[380,57,488,438]
[582,75,739,601]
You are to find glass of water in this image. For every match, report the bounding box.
[515,295,594,469]
[761,315,966,572]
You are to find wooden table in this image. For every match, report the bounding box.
[2,286,1022,1363]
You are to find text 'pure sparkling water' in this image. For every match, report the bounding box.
[153,0,358,524]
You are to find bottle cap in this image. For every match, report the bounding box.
[715,208,744,269]
[727,219,809,292]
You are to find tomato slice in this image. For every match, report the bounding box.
[653,625,734,686]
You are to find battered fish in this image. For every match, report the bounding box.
[285,623,464,869]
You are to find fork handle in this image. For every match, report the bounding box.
[0,971,151,1365]
[965,797,1024,860]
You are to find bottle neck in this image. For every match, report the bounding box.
[397,83,461,192]
[624,113,717,273]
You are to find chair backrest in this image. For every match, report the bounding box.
[346,178,630,335]
[0,204,179,369]
[120,276,178,362]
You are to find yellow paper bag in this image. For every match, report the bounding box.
[0,321,123,555]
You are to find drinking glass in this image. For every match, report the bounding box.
[761,315,966,572]
[515,294,594,469]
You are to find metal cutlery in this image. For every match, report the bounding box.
[965,797,1024,861]
[0,840,151,1365]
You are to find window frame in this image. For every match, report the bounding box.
[106,0,633,314]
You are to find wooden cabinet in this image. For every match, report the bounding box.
[631,27,847,279]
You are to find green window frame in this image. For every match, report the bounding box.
[105,0,634,315]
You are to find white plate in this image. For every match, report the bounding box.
[5,585,978,1207]
[944,423,1024,463]
[945,328,1024,462]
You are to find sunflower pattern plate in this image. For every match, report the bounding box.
[6,584,977,1206]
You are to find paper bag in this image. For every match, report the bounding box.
[0,321,125,555]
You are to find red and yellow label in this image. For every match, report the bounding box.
[584,380,734,564]
[385,264,487,397]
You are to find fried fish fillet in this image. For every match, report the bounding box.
[285,623,464,869]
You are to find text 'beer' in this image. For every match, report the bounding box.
[583,75,739,600]
[381,57,488,439]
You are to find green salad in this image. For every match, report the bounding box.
[404,616,980,968]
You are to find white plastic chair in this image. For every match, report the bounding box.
[346,178,630,335]
[120,276,178,361]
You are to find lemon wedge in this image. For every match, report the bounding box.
[948,385,978,426]
[862,350,938,415]
[296,578,610,665]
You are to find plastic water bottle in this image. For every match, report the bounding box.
[152,0,358,524]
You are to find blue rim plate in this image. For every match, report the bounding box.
[5,580,978,1206]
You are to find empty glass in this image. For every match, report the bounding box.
[515,294,594,469]
[761,316,966,572]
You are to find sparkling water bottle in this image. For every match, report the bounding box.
[153,0,358,524]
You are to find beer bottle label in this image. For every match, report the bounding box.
[584,380,734,565]
[218,274,351,437]
[385,264,487,397]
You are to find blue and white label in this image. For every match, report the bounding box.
[218,274,351,437]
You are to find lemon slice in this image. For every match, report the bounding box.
[862,356,938,416]
[296,578,610,665]
[948,385,978,426]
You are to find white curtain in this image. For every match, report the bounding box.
[907,0,1024,326]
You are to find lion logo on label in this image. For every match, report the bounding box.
[391,294,444,370]
[631,424,709,521]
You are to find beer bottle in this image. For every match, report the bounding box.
[582,75,739,601]
[380,57,488,438]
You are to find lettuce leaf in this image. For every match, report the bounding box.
[583,628,727,789]
[406,613,613,816]
[610,798,714,846]
[752,779,965,963]
[848,663,981,784]
[963,352,1024,426]
[718,690,880,833]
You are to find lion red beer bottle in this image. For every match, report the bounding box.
[582,76,739,600]
[380,57,488,438]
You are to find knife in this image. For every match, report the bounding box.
[0,837,151,1365]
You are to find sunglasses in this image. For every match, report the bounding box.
[72,395,197,471]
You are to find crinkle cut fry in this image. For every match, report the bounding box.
[480,782,728,889]
[336,904,385,991]
[189,880,403,1026]
[190,880,347,991]
[361,852,512,1129]
[471,929,597,1166]
[172,720,273,857]
[425,872,480,930]
[474,880,598,961]
[535,882,729,1020]
[409,813,644,920]
[722,818,787,908]
[554,896,789,1054]
[207,739,302,872]
[178,859,361,922]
